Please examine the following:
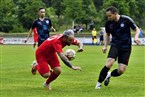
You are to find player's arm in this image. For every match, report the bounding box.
[51,26,56,32]
[49,19,56,32]
[73,39,83,52]
[134,26,141,45]
[102,32,110,53]
[128,17,141,45]
[57,52,81,70]
[25,20,37,43]
[77,41,83,52]
[24,28,33,43]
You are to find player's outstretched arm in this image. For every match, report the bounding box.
[24,28,33,43]
[77,41,83,52]
[134,27,141,45]
[57,52,81,71]
[51,26,56,32]
[102,33,110,53]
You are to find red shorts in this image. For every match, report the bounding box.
[36,52,60,75]
[34,35,38,42]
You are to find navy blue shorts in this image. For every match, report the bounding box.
[108,46,131,65]
[38,39,45,47]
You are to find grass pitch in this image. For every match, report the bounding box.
[0,45,144,97]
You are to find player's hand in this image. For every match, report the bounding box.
[53,29,56,32]
[102,46,107,53]
[134,39,141,45]
[72,66,82,71]
[77,48,83,52]
[24,39,27,43]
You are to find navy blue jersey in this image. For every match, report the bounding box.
[105,15,137,50]
[32,18,52,41]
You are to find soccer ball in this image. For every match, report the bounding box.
[64,49,76,61]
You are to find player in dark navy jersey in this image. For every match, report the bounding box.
[25,7,55,47]
[95,6,140,89]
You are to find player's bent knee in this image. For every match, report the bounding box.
[118,69,125,75]
[54,69,62,75]
[41,72,51,78]
[53,67,62,75]
[105,58,115,68]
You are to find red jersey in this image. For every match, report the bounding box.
[36,34,79,58]
[33,28,38,42]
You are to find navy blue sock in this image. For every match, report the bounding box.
[98,66,110,83]
[111,69,121,77]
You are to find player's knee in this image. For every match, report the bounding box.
[41,72,51,78]
[53,67,62,75]
[118,64,127,74]
[54,69,62,75]
[105,58,115,68]
[118,69,125,75]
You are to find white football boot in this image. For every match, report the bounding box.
[31,61,37,75]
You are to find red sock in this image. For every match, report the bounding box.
[46,72,59,85]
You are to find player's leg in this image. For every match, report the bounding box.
[44,54,61,90]
[95,46,118,89]
[33,34,38,48]
[31,61,37,75]
[33,42,36,48]
[95,58,115,89]
[35,61,52,90]
[37,60,51,78]
[37,39,44,47]
[104,49,131,86]
[92,36,94,45]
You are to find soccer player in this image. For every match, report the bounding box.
[99,28,104,45]
[31,29,83,90]
[25,28,38,48]
[25,7,55,47]
[91,28,98,45]
[32,28,38,48]
[95,6,141,89]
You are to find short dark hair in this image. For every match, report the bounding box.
[106,6,119,14]
[38,7,45,11]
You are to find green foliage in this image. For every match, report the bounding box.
[0,0,145,32]
[78,0,97,29]
[0,0,16,32]
[51,0,64,17]
[16,0,45,29]
[63,0,85,23]
[103,0,130,15]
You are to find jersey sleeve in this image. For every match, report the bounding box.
[72,38,79,45]
[31,20,37,29]
[49,19,52,27]
[127,17,137,30]
[105,22,111,33]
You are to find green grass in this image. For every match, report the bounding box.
[0,45,144,97]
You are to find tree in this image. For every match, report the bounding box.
[102,0,145,28]
[63,0,85,28]
[16,0,45,29]
[103,0,130,15]
[51,0,65,29]
[79,0,97,30]
[0,0,16,32]
[135,0,145,28]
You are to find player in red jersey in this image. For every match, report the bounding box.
[32,28,38,48]
[25,28,38,48]
[31,29,83,90]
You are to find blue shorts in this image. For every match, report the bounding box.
[108,46,131,65]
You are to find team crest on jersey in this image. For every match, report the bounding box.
[46,20,49,24]
[120,23,124,27]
